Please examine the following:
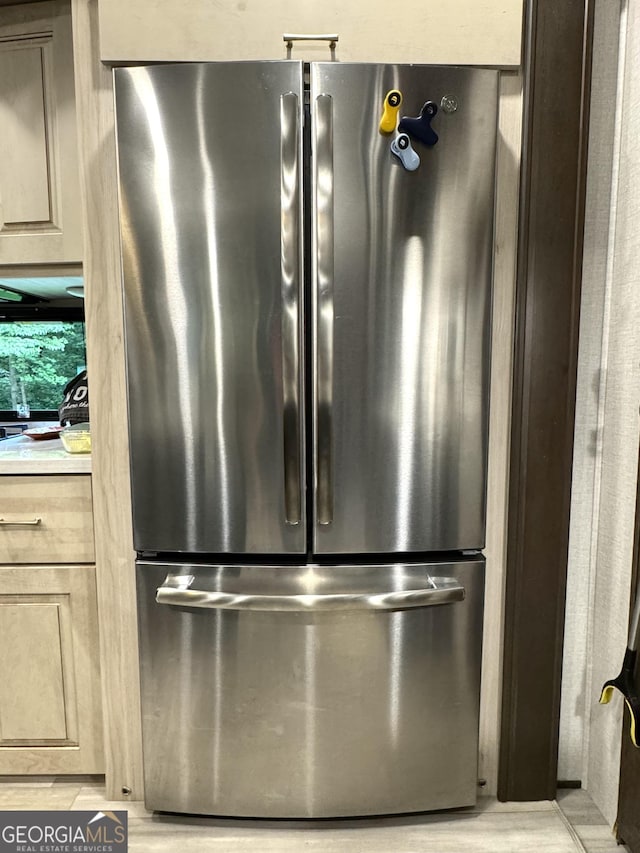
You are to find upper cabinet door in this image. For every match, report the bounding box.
[311,64,499,555]
[114,62,306,555]
[98,0,523,67]
[0,1,82,265]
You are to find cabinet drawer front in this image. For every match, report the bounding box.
[0,476,94,564]
[0,564,104,774]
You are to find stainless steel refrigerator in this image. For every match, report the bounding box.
[113,60,498,818]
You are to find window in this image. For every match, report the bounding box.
[0,274,85,421]
[0,319,86,418]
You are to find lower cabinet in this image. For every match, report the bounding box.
[0,564,104,773]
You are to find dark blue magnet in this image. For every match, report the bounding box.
[398,101,439,147]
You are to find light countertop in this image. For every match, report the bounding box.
[0,434,92,475]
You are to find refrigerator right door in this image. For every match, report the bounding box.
[311,64,498,555]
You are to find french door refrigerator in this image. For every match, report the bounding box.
[113,60,498,818]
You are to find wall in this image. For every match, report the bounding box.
[559,0,622,785]
[560,0,640,826]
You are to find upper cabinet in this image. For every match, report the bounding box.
[98,0,523,66]
[0,0,82,265]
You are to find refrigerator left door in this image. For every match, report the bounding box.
[114,62,306,554]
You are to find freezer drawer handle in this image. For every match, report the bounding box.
[280,91,303,526]
[155,575,465,612]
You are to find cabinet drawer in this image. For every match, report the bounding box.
[0,476,94,564]
[0,563,104,773]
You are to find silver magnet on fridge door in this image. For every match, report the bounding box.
[390,132,420,171]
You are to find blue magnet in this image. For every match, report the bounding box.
[399,101,439,147]
[391,133,420,171]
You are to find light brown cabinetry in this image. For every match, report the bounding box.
[98,0,523,66]
[0,0,82,264]
[0,475,103,774]
[0,475,94,564]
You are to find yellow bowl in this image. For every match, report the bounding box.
[60,424,91,454]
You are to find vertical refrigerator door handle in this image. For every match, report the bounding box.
[280,92,302,525]
[315,93,334,526]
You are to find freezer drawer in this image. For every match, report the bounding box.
[136,558,485,817]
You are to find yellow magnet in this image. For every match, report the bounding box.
[379,90,403,134]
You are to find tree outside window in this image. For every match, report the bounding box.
[0,321,86,414]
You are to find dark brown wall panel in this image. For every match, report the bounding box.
[499,0,594,800]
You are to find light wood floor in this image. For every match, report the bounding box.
[0,778,624,853]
